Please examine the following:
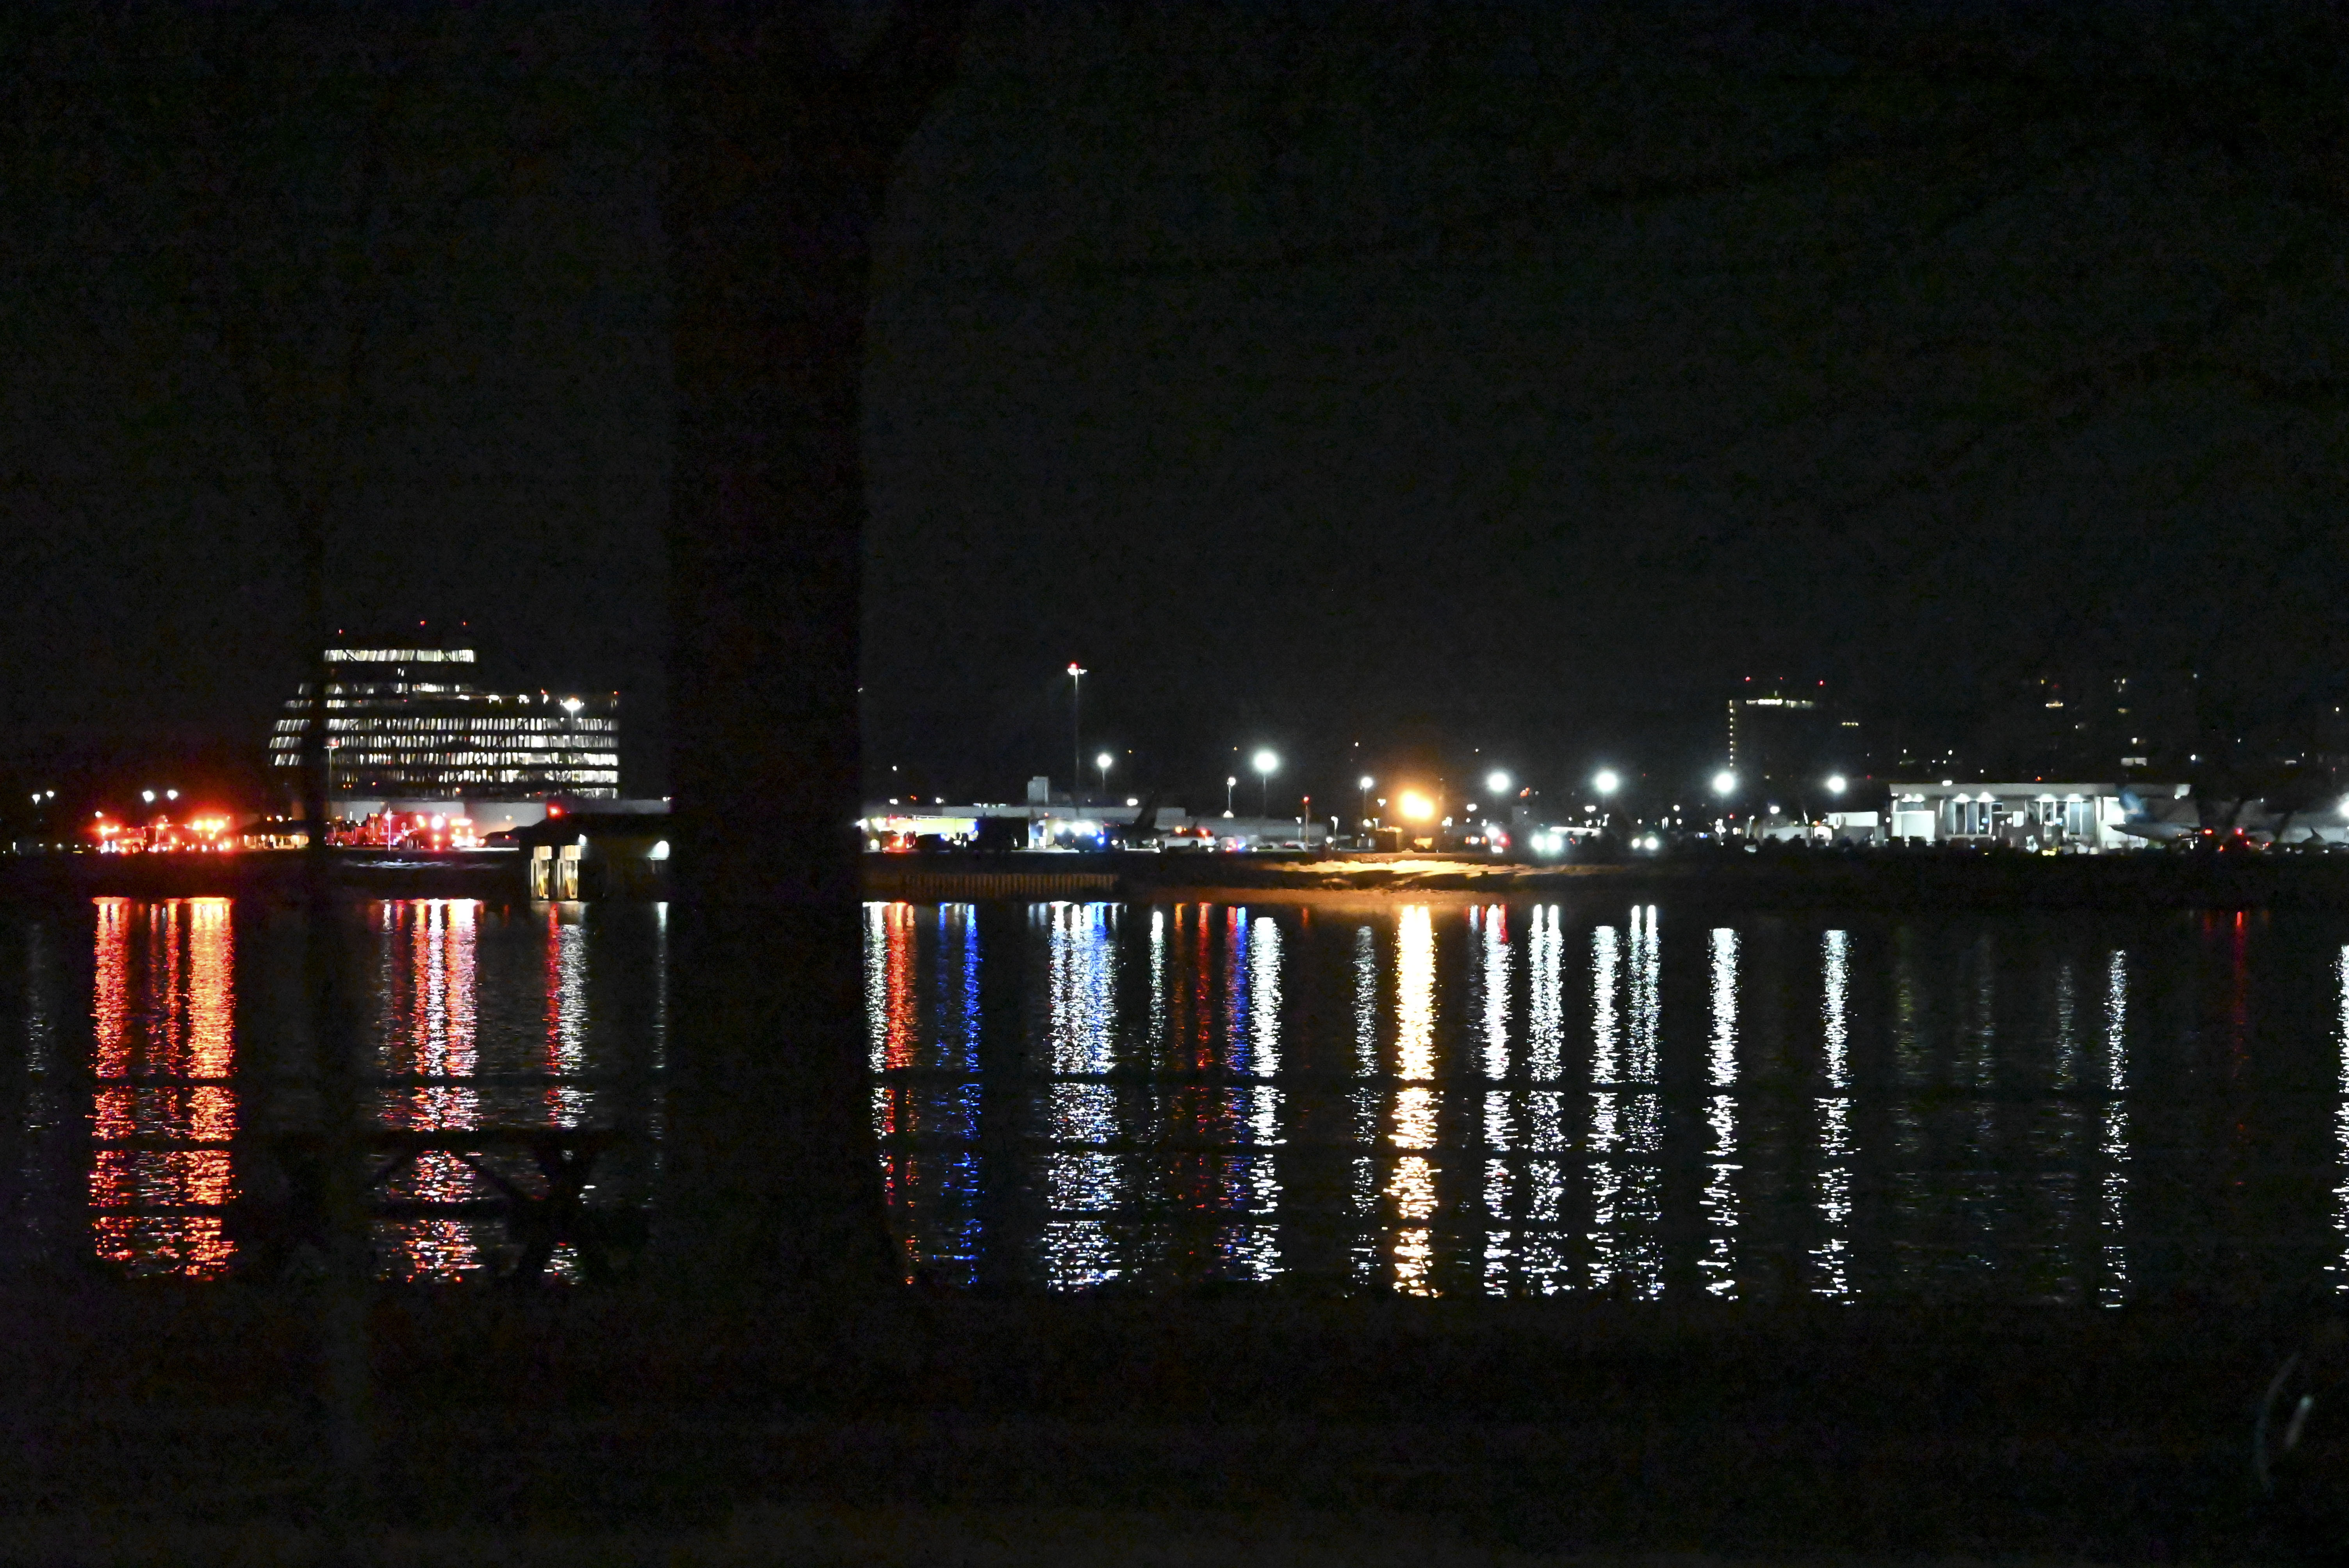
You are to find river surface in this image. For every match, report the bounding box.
[8,895,2349,1303]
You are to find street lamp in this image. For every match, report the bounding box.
[1096,751,1114,794]
[1593,768,1620,796]
[1253,750,1279,817]
[1712,770,1738,798]
[141,790,155,804]
[166,789,178,801]
[1066,663,1087,801]
[1358,775,1374,827]
[1826,775,1847,795]
[1486,770,1511,798]
[1224,775,1237,818]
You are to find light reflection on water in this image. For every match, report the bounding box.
[0,897,663,1283]
[22,896,2349,1303]
[869,899,2349,1304]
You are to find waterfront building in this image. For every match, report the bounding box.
[267,645,620,806]
[1883,781,2190,851]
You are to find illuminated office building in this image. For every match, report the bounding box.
[268,645,620,802]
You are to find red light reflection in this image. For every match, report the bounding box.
[87,898,237,1278]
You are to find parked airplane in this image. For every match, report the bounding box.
[2111,784,2349,846]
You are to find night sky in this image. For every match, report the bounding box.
[7,3,2348,818]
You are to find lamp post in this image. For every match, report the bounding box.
[1593,768,1620,831]
[1224,775,1237,818]
[1066,664,1086,802]
[1096,751,1114,796]
[1253,750,1279,818]
[1358,775,1374,829]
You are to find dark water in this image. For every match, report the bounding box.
[0,897,667,1283]
[9,894,2349,1305]
[869,898,2349,1305]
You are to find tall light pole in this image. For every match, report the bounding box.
[1096,751,1114,796]
[1253,750,1279,818]
[1224,775,1237,817]
[1358,775,1374,828]
[1066,663,1086,801]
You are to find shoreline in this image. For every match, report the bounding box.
[866,848,2349,911]
[10,846,2349,912]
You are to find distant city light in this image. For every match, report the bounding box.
[1593,769,1620,795]
[141,790,155,804]
[1711,771,1737,796]
[166,789,178,801]
[1398,791,1435,822]
[1826,775,1846,794]
[1358,775,1374,791]
[1486,770,1510,795]
[561,697,584,716]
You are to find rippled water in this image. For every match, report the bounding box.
[870,899,2349,1304]
[11,895,2349,1303]
[0,897,666,1282]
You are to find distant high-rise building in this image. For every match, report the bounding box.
[1726,678,1860,788]
[269,645,619,802]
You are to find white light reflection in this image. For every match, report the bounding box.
[1821,930,1849,1090]
[863,902,893,1073]
[1485,1053,1519,1293]
[1587,1087,1663,1299]
[1627,906,1660,1083]
[1349,925,1380,1287]
[1699,1095,1739,1297]
[2335,947,2349,1294]
[1812,1096,1853,1299]
[1049,903,1118,1076]
[1708,928,1738,1088]
[1591,924,1621,1084]
[1481,905,1511,1080]
[1527,905,1564,1081]
[1149,907,1167,1048]
[1248,913,1283,1082]
[1043,904,1127,1288]
[545,905,589,1128]
[2099,950,2131,1306]
[1202,910,1282,1283]
[1390,905,1438,1294]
